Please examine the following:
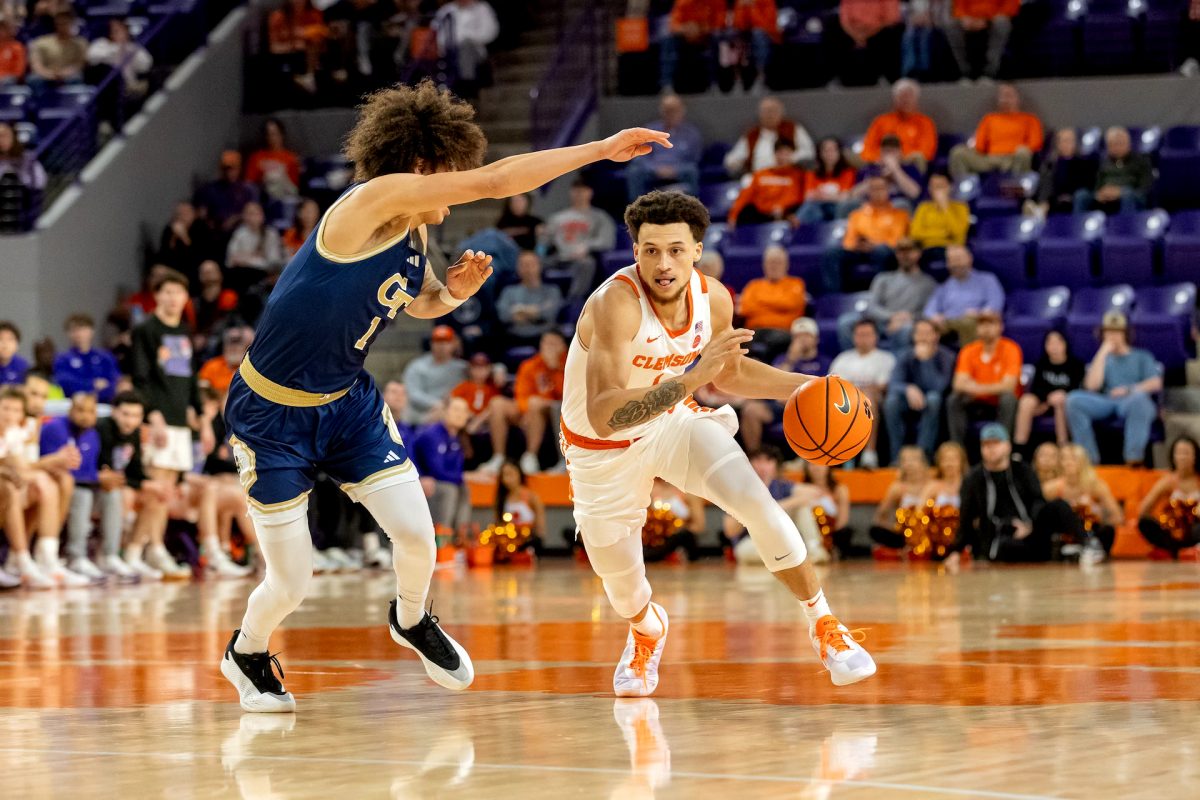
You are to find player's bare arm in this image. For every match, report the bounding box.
[322,128,671,257]
[583,282,752,437]
[706,282,818,402]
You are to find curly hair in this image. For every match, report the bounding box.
[344,80,488,181]
[624,190,710,244]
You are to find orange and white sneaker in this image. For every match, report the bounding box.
[613,698,671,790]
[613,603,668,697]
[811,615,876,686]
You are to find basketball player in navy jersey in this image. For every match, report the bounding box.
[220,80,670,712]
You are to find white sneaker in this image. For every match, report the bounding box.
[100,554,140,581]
[811,615,876,686]
[324,547,361,571]
[220,630,297,713]
[43,561,92,587]
[613,603,669,698]
[858,450,879,470]
[613,699,671,789]
[1080,537,1107,567]
[208,551,252,579]
[68,557,107,582]
[519,452,540,476]
[125,553,163,582]
[16,560,55,590]
[0,569,19,589]
[478,453,505,474]
[146,545,191,580]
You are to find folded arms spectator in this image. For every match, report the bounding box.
[496,193,542,251]
[626,93,703,200]
[949,83,1043,179]
[225,201,285,290]
[1074,127,1154,214]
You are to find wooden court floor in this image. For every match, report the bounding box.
[2,560,1199,799]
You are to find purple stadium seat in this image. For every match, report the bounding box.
[600,249,634,278]
[698,181,740,220]
[1004,286,1071,360]
[814,292,869,355]
[1164,125,1200,151]
[1131,282,1197,370]
[973,215,1040,290]
[932,133,965,175]
[1162,209,1200,282]
[699,142,731,185]
[1098,210,1169,286]
[1156,149,1200,210]
[1129,126,1164,156]
[1082,10,1137,75]
[1066,284,1136,359]
[0,86,31,124]
[1034,212,1104,288]
[719,222,792,292]
[785,220,844,286]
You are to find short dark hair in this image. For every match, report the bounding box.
[112,390,144,409]
[624,190,710,244]
[774,137,796,152]
[748,445,784,465]
[1169,436,1200,475]
[853,318,878,334]
[344,80,488,181]
[65,313,94,330]
[0,321,20,341]
[540,329,566,345]
[0,385,26,411]
[928,172,951,184]
[152,268,189,293]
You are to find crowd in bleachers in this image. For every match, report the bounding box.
[616,0,1200,95]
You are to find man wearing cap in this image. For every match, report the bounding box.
[739,316,830,453]
[923,244,1006,345]
[1066,312,1162,465]
[956,423,1064,563]
[947,309,1021,444]
[883,318,955,464]
[194,150,260,234]
[400,326,468,426]
[496,250,564,349]
[836,235,936,351]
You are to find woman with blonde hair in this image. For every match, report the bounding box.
[869,446,930,550]
[916,442,968,561]
[791,461,857,558]
[1043,444,1121,557]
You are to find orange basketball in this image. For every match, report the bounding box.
[782,375,874,466]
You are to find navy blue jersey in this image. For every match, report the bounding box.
[245,184,427,395]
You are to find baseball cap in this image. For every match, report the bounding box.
[979,423,1010,443]
[468,352,491,366]
[220,150,242,169]
[431,325,456,343]
[1101,310,1128,332]
[791,317,818,337]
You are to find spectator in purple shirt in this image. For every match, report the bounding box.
[194,150,260,235]
[0,320,28,385]
[625,93,704,201]
[922,245,1006,345]
[39,392,104,580]
[53,313,122,403]
[412,396,471,532]
[739,317,831,452]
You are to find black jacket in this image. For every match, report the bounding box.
[959,460,1045,559]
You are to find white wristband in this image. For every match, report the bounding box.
[439,286,466,308]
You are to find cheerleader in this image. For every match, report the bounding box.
[869,446,930,550]
[493,460,545,551]
[645,478,704,562]
[1031,442,1062,486]
[920,442,968,563]
[1136,436,1200,557]
[793,461,857,558]
[1043,444,1121,557]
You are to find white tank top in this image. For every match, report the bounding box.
[561,264,715,444]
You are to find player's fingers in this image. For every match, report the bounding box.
[481,266,494,281]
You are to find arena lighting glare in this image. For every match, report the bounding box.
[1019,218,1038,236]
[1067,0,1085,18]
[1127,0,1147,16]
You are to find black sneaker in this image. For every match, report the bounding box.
[220,630,297,713]
[388,600,474,691]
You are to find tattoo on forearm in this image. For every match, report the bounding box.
[608,380,686,431]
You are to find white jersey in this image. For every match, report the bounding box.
[561,264,715,446]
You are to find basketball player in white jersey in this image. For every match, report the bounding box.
[560,191,876,696]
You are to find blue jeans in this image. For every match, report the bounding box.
[625,159,700,200]
[797,200,838,224]
[1073,187,1144,215]
[660,35,714,91]
[748,28,771,72]
[1066,390,1156,464]
[884,388,943,464]
[901,26,933,77]
[836,311,911,352]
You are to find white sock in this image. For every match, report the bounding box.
[397,593,427,629]
[631,603,664,639]
[362,532,381,554]
[125,543,144,563]
[801,590,832,626]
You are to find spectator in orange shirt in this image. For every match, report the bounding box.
[282,197,319,258]
[949,84,1043,179]
[730,0,779,93]
[830,0,903,86]
[861,79,937,172]
[738,245,806,362]
[943,0,1018,80]
[452,352,520,473]
[197,325,253,396]
[268,0,329,94]
[659,0,726,93]
[797,136,857,224]
[498,330,567,475]
[728,138,806,227]
[947,310,1021,444]
[245,118,301,202]
[0,17,27,85]
[826,176,910,292]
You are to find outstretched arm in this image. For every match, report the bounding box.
[323,129,671,256]
[707,283,817,401]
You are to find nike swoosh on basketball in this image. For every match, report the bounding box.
[835,385,851,414]
[646,335,661,343]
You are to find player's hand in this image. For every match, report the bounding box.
[600,128,672,163]
[692,327,754,384]
[445,249,494,301]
